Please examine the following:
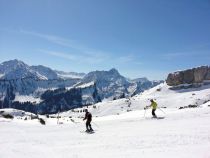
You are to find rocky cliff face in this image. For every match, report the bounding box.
[166,66,210,86]
[80,68,130,99]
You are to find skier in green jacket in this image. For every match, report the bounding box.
[145,99,157,118]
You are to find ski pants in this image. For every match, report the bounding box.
[152,109,157,117]
[86,121,93,130]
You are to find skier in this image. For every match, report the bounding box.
[83,109,93,132]
[145,99,157,118]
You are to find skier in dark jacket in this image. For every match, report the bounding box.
[83,109,93,132]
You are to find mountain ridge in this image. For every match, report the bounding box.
[0,59,163,114]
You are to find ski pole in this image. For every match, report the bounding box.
[70,118,81,124]
[57,111,60,125]
[158,107,166,114]
[143,107,147,118]
[92,121,99,128]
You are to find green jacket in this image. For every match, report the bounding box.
[151,101,157,110]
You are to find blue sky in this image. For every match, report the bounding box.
[0,0,210,80]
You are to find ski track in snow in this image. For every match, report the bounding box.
[1,107,210,158]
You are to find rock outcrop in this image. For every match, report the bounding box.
[166,66,210,86]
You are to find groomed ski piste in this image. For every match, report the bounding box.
[1,83,210,158]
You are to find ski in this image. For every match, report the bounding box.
[151,116,165,119]
[80,130,95,134]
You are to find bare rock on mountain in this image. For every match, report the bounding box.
[183,69,194,84]
[193,66,208,83]
[166,72,184,86]
[206,68,210,80]
[166,66,210,86]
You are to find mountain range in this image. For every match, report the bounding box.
[0,59,163,114]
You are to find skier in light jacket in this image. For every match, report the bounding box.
[145,99,157,118]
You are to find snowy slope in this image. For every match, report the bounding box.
[0,103,210,158]
[132,82,210,109]
[61,82,210,117]
[30,65,59,80]
[1,62,210,158]
[1,81,210,157]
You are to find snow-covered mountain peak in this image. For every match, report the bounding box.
[0,59,29,72]
[83,68,124,82]
[0,59,81,80]
[0,59,44,80]
[30,65,58,80]
[109,68,120,75]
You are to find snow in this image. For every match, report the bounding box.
[0,73,4,78]
[0,108,36,118]
[1,83,210,158]
[35,72,48,80]
[0,106,210,158]
[200,100,210,108]
[14,94,42,103]
[133,82,210,109]
[61,82,210,117]
[76,81,95,88]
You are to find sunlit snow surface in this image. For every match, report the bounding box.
[1,83,210,158]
